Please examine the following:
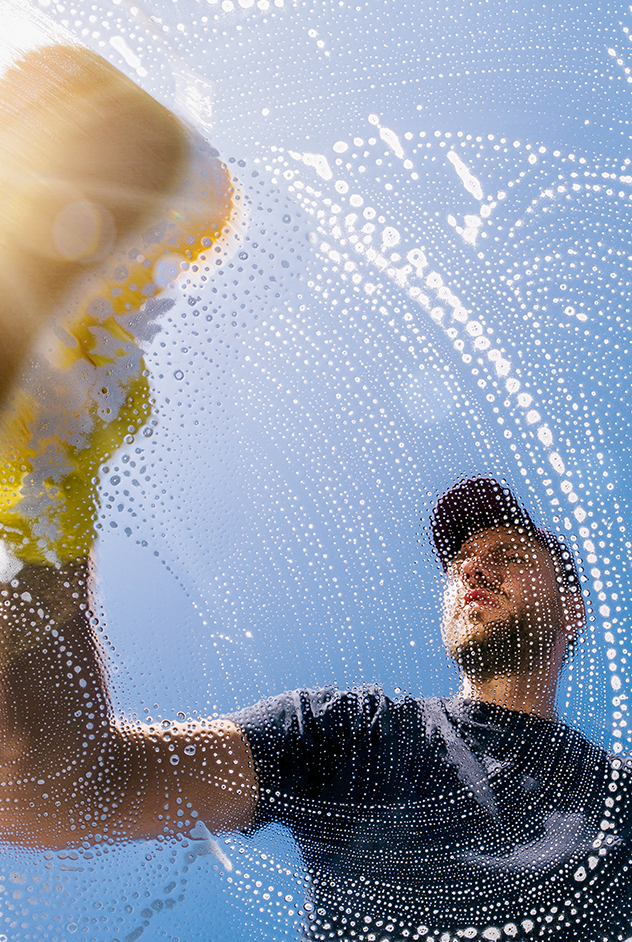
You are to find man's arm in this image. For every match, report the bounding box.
[0,44,258,848]
[0,560,257,847]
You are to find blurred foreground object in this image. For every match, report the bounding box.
[0,44,235,638]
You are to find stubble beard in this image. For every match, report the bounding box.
[445,604,559,684]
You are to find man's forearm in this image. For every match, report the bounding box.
[0,559,258,847]
[0,560,133,847]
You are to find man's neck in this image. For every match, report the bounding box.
[460,670,558,719]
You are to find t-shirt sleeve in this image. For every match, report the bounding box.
[228,686,385,830]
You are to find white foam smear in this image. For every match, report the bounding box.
[189,820,233,870]
[379,127,404,160]
[118,0,216,131]
[109,35,147,76]
[289,151,333,180]
[447,150,484,201]
[0,540,23,582]
[0,0,70,74]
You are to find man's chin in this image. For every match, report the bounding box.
[463,600,507,622]
[445,609,508,647]
[445,615,558,680]
[445,614,521,674]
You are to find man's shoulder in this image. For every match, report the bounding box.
[294,684,438,724]
[228,683,385,729]
[228,684,435,740]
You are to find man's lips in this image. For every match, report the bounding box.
[462,588,500,608]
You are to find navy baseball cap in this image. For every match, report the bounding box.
[430,477,580,589]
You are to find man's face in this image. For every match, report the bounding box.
[441,525,570,680]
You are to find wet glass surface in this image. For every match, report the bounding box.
[1,0,632,939]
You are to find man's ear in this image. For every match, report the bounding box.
[563,585,586,652]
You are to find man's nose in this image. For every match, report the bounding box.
[459,554,503,590]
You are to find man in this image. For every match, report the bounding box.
[226,480,631,942]
[0,42,630,942]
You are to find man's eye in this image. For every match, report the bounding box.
[502,552,525,564]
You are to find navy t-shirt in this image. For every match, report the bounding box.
[230,688,632,942]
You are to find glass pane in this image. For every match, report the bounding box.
[0,1,631,940]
